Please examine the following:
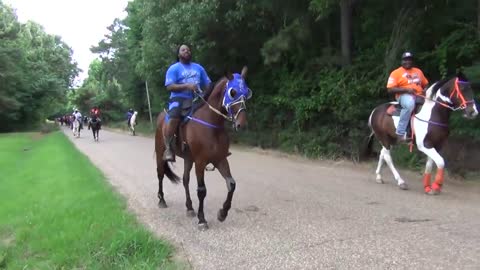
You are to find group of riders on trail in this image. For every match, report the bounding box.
[69,106,103,130]
[161,46,428,159]
[67,44,478,199]
[64,43,478,230]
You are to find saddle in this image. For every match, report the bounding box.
[386,97,424,138]
[164,98,206,154]
[386,96,425,117]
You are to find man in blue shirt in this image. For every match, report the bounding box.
[126,108,134,127]
[163,44,212,162]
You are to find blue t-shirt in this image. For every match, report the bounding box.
[165,62,211,99]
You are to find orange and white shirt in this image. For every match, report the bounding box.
[387,67,428,97]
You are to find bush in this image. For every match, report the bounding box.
[40,122,59,134]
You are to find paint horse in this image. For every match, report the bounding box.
[365,73,478,194]
[129,111,138,136]
[155,67,251,230]
[72,116,81,138]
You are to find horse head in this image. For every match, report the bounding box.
[444,72,478,119]
[223,66,252,131]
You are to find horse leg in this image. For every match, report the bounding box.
[375,148,386,184]
[156,159,167,208]
[215,158,236,222]
[418,147,445,195]
[195,161,208,230]
[381,147,408,190]
[183,159,195,217]
[422,157,434,193]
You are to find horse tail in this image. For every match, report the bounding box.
[153,142,180,184]
[164,162,181,184]
[360,108,377,161]
[360,132,375,161]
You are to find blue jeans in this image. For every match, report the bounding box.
[397,94,415,136]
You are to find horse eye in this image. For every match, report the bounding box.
[228,88,237,99]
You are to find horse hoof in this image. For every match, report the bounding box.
[186,210,196,217]
[198,223,209,231]
[217,209,227,222]
[158,200,168,208]
[375,178,384,184]
[398,183,409,190]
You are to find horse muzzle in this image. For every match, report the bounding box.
[233,110,247,131]
[463,103,479,119]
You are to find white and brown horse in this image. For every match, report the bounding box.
[72,116,81,138]
[129,111,138,136]
[365,73,478,194]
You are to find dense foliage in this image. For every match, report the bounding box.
[0,1,78,131]
[5,0,480,170]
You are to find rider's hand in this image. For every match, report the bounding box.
[186,84,197,92]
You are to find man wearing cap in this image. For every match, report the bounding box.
[386,52,429,142]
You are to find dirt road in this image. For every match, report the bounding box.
[65,128,480,270]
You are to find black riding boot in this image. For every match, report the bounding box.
[163,119,180,162]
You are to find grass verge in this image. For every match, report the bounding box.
[0,132,179,269]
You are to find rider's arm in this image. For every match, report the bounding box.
[387,70,414,95]
[199,66,212,93]
[165,64,195,92]
[166,84,196,92]
[201,82,212,93]
[420,71,429,90]
[388,87,414,95]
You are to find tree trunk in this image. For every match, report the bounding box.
[340,0,353,66]
[478,0,480,38]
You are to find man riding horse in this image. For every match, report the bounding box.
[387,52,429,142]
[73,109,83,129]
[163,44,212,162]
[88,106,101,129]
[126,108,134,127]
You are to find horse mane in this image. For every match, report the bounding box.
[457,71,469,82]
[429,78,450,99]
[202,77,228,105]
[428,72,469,99]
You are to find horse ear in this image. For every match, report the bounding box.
[224,69,234,81]
[456,70,468,81]
[241,66,248,79]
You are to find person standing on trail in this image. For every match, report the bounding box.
[162,44,212,162]
[386,52,429,142]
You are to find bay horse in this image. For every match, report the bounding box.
[154,67,251,230]
[365,73,478,194]
[129,111,138,136]
[88,115,101,142]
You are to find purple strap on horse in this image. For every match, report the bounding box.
[187,116,221,129]
[415,116,448,128]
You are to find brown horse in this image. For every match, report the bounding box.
[88,115,101,142]
[365,73,478,194]
[154,67,251,230]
